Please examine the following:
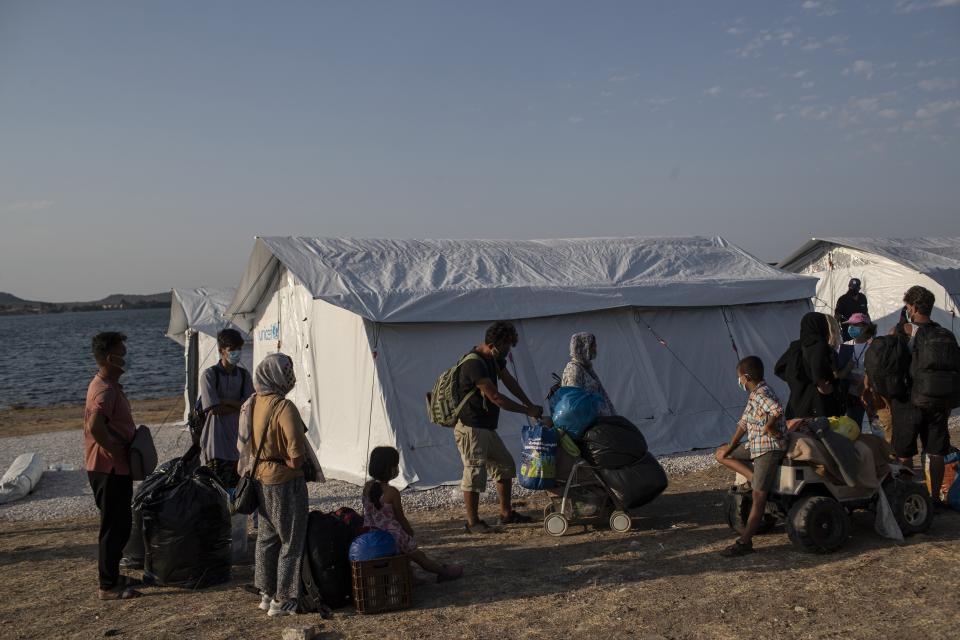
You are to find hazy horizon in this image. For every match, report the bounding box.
[2,1,958,301]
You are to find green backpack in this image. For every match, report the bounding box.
[426,353,484,427]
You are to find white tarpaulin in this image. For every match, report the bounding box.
[229,236,817,488]
[779,238,960,337]
[227,236,815,325]
[166,287,252,421]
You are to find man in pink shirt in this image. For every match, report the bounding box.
[84,332,142,600]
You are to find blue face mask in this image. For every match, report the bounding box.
[848,326,863,339]
[226,350,242,365]
[737,377,746,392]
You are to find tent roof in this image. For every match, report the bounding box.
[166,287,248,345]
[228,236,816,325]
[779,237,960,295]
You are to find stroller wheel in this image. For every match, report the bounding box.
[609,510,632,533]
[544,513,569,537]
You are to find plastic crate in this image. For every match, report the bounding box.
[350,555,412,614]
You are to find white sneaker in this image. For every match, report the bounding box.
[267,599,298,617]
[258,594,272,611]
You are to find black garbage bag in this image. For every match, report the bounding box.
[133,445,231,588]
[121,510,145,567]
[598,452,668,509]
[581,416,648,469]
[301,511,353,611]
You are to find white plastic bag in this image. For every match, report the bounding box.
[0,453,45,504]
[874,489,904,542]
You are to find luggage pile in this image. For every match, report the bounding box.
[132,447,232,588]
[580,416,668,510]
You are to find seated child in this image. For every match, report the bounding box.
[362,447,464,581]
[714,355,788,557]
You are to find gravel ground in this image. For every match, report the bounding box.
[0,424,721,522]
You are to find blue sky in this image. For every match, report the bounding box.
[1,1,958,301]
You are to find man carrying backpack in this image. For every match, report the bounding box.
[454,321,544,533]
[890,286,959,509]
[199,328,254,489]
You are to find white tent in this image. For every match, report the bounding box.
[227,236,816,488]
[778,238,960,338]
[166,287,253,421]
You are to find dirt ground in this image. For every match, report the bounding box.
[2,462,958,640]
[0,397,183,437]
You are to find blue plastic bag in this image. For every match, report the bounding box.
[519,422,558,490]
[550,387,603,439]
[348,530,397,562]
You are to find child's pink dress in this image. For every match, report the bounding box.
[362,491,418,554]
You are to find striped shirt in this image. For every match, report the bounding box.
[738,382,787,458]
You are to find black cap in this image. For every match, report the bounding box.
[848,278,861,291]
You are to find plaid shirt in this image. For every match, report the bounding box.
[738,382,787,458]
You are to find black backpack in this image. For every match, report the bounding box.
[301,511,353,611]
[910,325,960,410]
[775,340,808,385]
[864,335,910,399]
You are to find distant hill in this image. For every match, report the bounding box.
[0,291,172,315]
[0,292,38,306]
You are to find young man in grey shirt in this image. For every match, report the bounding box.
[199,328,254,488]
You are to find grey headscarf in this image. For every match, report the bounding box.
[561,332,616,416]
[569,332,596,366]
[236,353,297,466]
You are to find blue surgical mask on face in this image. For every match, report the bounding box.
[848,326,863,339]
[737,377,746,392]
[226,350,242,365]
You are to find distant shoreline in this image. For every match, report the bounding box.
[0,302,171,318]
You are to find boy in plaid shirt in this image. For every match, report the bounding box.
[714,356,787,557]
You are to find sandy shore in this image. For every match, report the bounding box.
[0,396,184,438]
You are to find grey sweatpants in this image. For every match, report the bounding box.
[254,476,308,602]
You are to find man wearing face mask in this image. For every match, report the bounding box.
[835,278,869,342]
[455,321,544,533]
[890,286,956,509]
[199,329,254,489]
[84,332,143,600]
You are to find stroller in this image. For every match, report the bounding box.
[544,452,634,537]
[541,393,668,537]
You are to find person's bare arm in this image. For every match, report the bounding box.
[724,424,747,456]
[764,411,783,437]
[385,487,415,537]
[498,367,533,407]
[476,378,541,418]
[86,411,127,459]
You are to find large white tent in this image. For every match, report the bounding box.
[166,287,253,421]
[778,238,960,338]
[226,236,817,488]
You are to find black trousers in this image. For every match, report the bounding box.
[88,471,133,590]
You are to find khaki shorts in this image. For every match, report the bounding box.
[454,422,516,493]
[729,443,784,493]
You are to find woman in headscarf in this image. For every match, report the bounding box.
[561,332,616,416]
[237,353,310,618]
[782,312,841,419]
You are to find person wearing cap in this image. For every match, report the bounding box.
[835,312,877,429]
[834,278,869,341]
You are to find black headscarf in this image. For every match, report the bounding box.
[799,312,834,383]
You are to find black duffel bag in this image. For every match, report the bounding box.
[301,511,353,611]
[580,416,648,469]
[598,452,668,509]
[133,445,232,589]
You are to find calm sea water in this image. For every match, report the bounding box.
[0,308,183,409]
